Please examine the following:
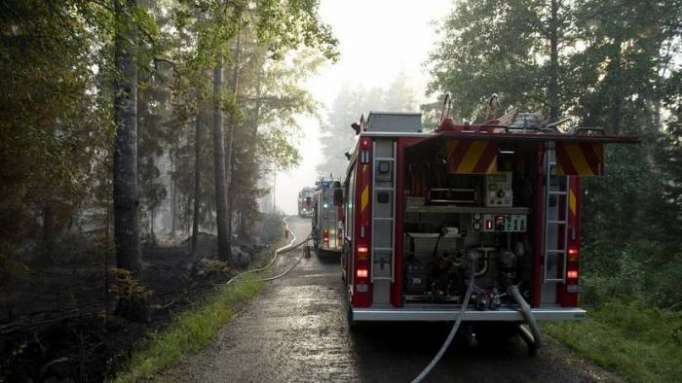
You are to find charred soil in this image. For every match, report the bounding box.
[0,233,270,383]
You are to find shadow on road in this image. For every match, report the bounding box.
[315,248,342,265]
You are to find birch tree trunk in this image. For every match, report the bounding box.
[113,0,141,274]
[212,57,230,261]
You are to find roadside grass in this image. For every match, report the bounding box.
[544,301,682,383]
[113,215,286,382]
[113,274,264,383]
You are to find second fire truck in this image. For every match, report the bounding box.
[311,177,344,254]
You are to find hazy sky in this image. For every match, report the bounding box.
[273,0,451,214]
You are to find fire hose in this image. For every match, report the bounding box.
[225,217,312,286]
[508,284,542,350]
[411,258,542,382]
[410,260,476,383]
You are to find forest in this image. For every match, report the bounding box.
[1,0,336,380]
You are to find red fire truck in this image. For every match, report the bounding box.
[298,187,315,217]
[340,111,637,334]
[311,178,343,253]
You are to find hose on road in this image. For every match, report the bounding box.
[225,217,311,286]
[410,277,543,382]
[508,284,542,350]
[410,262,477,383]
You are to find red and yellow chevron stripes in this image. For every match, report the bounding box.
[556,142,604,176]
[360,164,370,212]
[446,140,498,174]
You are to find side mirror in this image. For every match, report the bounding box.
[333,189,343,206]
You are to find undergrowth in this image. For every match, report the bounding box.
[112,275,264,383]
[545,301,682,383]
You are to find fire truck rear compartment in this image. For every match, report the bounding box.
[401,143,538,309]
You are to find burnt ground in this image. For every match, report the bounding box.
[161,215,622,383]
[0,232,272,383]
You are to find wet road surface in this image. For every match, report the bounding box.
[163,216,620,383]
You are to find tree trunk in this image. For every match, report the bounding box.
[170,140,177,235]
[225,33,241,254]
[548,0,560,123]
[41,204,56,264]
[113,0,141,275]
[212,56,230,262]
[191,113,201,255]
[609,35,623,134]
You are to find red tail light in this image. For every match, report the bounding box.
[568,247,579,261]
[567,246,579,282]
[356,268,368,278]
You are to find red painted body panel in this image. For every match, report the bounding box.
[351,143,373,308]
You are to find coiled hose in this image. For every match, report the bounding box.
[410,263,477,383]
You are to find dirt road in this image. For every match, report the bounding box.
[163,216,619,383]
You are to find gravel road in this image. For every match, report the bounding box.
[161,216,620,383]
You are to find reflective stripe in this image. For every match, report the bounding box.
[557,142,603,176]
[447,140,497,174]
[360,186,369,212]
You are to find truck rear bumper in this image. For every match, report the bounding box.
[351,307,586,322]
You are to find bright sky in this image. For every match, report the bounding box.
[273,0,452,214]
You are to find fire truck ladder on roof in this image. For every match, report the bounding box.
[543,142,569,284]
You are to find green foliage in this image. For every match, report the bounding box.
[428,0,553,120]
[164,0,338,231]
[580,240,682,310]
[318,74,419,178]
[113,275,264,383]
[0,0,114,256]
[545,301,682,383]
